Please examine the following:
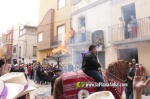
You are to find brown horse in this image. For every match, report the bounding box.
[53,60,129,99]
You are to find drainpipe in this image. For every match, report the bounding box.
[25,40,27,58]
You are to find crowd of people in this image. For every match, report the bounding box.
[125,59,148,99]
[8,62,82,85]
[0,48,150,99]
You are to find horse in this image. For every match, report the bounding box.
[53,60,129,99]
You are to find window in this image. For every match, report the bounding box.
[19,30,23,36]
[31,29,36,34]
[79,16,86,29]
[38,32,43,42]
[33,46,37,57]
[57,25,65,41]
[10,34,12,41]
[58,0,66,9]
[13,47,16,53]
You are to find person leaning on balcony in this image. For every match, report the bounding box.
[119,17,125,40]
[79,24,86,42]
[82,45,104,91]
[69,27,75,44]
[131,15,137,38]
[127,20,133,38]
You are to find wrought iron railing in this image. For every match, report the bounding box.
[51,32,91,46]
[69,32,91,45]
[110,17,150,42]
[51,34,63,46]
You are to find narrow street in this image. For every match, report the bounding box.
[28,79,150,99]
[28,79,53,99]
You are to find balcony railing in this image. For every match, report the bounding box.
[69,32,91,45]
[51,34,62,46]
[110,17,150,43]
[51,32,91,46]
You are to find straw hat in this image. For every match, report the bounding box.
[0,72,36,98]
[0,79,24,99]
[86,91,115,99]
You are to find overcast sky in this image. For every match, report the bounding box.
[0,0,39,35]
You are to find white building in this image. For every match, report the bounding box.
[12,25,37,64]
[71,0,112,68]
[12,25,20,64]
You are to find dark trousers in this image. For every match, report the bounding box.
[70,36,75,44]
[25,74,27,80]
[86,70,104,91]
[125,88,133,99]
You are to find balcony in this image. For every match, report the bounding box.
[109,17,150,44]
[51,32,91,46]
[4,40,13,45]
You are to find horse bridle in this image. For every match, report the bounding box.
[106,71,127,83]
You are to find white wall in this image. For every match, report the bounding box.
[72,1,111,47]
[13,26,19,46]
[72,0,100,12]
[25,34,37,59]
[71,1,113,67]
[17,33,37,64]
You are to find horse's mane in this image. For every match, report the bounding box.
[106,60,129,82]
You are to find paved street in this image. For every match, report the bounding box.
[28,79,53,99]
[28,79,150,99]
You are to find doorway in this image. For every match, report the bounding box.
[122,3,136,39]
[118,48,138,63]
[73,50,84,65]
[98,52,105,69]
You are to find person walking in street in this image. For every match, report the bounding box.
[125,63,136,99]
[67,63,74,72]
[82,45,104,91]
[132,59,137,67]
[24,65,28,79]
[51,69,62,95]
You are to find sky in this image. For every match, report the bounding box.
[0,0,39,35]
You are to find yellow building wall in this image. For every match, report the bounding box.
[0,48,4,58]
[38,0,71,62]
[37,49,51,62]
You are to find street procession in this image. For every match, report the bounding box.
[0,0,150,99]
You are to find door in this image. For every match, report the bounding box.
[98,52,105,69]
[122,3,136,39]
[118,48,138,63]
[73,51,84,65]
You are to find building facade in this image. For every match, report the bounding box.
[109,0,150,92]
[3,28,13,63]
[11,25,20,64]
[12,25,37,64]
[37,0,71,63]
[71,0,111,68]
[0,34,6,58]
[109,0,150,74]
